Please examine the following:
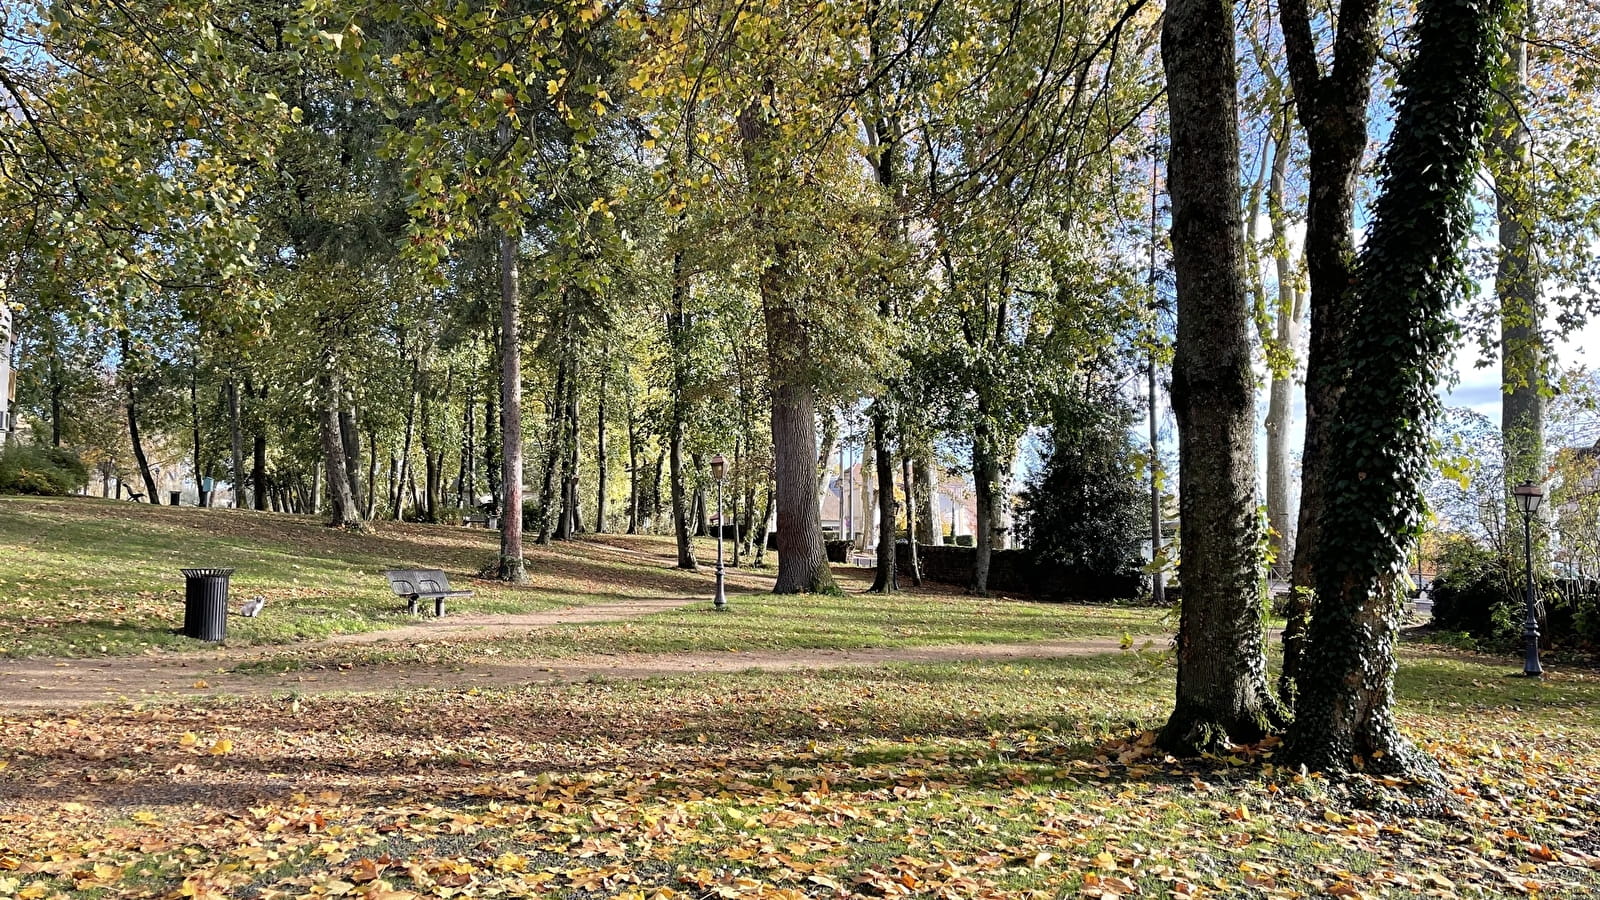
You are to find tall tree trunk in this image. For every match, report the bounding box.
[868,406,897,593]
[539,351,569,544]
[364,428,379,520]
[394,361,418,521]
[626,398,640,535]
[340,403,362,516]
[191,357,205,507]
[1264,121,1303,583]
[494,205,526,582]
[596,358,608,533]
[318,371,363,529]
[754,480,775,568]
[250,380,268,512]
[735,81,838,599]
[915,455,939,546]
[484,362,500,516]
[1492,15,1542,485]
[691,451,708,537]
[1278,0,1383,708]
[121,335,160,505]
[228,381,244,509]
[1157,0,1283,754]
[971,417,1000,596]
[49,348,62,447]
[565,366,584,535]
[902,448,921,587]
[667,248,698,570]
[460,385,476,510]
[1287,0,1503,776]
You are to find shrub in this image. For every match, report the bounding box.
[0,445,90,496]
[1017,394,1148,584]
[1429,536,1600,652]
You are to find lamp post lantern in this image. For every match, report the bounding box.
[1512,480,1544,677]
[711,453,728,611]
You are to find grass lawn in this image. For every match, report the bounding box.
[0,496,1166,662]
[1,650,1598,899]
[5,495,1599,900]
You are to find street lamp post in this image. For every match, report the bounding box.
[711,453,728,611]
[1512,480,1544,677]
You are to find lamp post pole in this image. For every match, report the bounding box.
[1513,480,1544,677]
[712,453,728,611]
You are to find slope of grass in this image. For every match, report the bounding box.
[0,496,1168,662]
[0,497,731,657]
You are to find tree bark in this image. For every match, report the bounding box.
[190,357,205,507]
[740,89,835,594]
[249,379,268,512]
[494,209,526,582]
[1278,0,1383,708]
[1287,0,1503,777]
[626,396,640,535]
[1264,120,1305,588]
[916,455,940,546]
[1157,0,1283,754]
[318,371,363,529]
[868,405,897,593]
[339,402,362,517]
[971,417,1000,596]
[1492,16,1542,486]
[668,248,698,570]
[121,334,160,505]
[596,359,608,533]
[228,381,244,509]
[902,449,921,586]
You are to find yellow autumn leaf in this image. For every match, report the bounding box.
[207,738,233,756]
[179,732,199,747]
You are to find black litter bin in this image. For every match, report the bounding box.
[170,490,183,506]
[181,567,234,641]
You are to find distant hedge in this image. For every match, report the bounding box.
[0,445,89,496]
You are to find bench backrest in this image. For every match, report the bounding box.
[383,568,452,596]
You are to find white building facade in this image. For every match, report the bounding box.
[0,302,14,436]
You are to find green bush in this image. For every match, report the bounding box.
[1429,536,1600,651]
[0,445,90,496]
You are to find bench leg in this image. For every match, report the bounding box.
[408,597,419,615]
[435,596,445,617]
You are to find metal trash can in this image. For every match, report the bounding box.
[181,568,234,641]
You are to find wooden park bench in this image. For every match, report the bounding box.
[383,569,474,617]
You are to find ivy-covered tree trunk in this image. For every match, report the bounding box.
[1158,0,1283,754]
[916,456,940,546]
[1278,0,1383,708]
[1286,0,1504,776]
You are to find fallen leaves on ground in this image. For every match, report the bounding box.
[0,659,1597,899]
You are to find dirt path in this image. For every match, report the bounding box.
[0,635,1152,710]
[321,595,701,644]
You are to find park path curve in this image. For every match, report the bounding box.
[0,633,1151,710]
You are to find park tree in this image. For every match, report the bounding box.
[1286,0,1507,776]
[1156,0,1283,753]
[1275,0,1386,706]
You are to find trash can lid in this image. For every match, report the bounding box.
[180,568,236,577]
